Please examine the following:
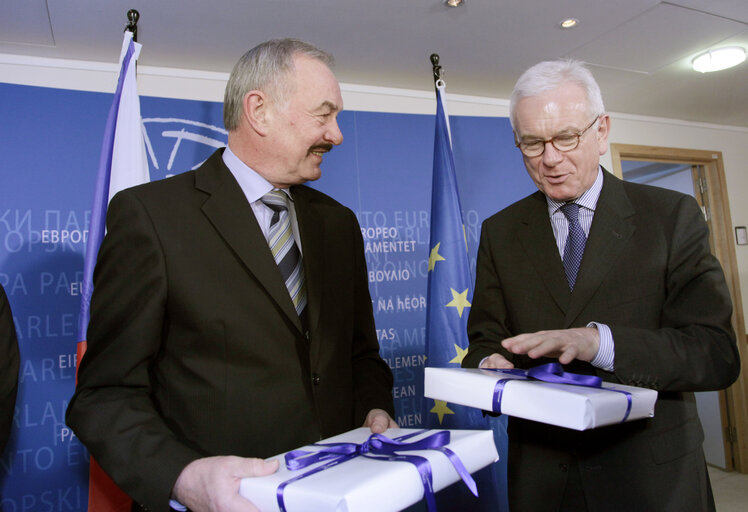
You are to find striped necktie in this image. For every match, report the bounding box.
[261,190,307,316]
[560,202,586,291]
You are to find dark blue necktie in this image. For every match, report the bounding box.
[560,202,586,290]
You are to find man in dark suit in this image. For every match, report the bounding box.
[463,59,740,511]
[66,38,395,512]
[0,284,20,455]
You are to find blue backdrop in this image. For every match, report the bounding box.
[0,82,536,510]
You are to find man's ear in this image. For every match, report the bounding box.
[596,114,611,156]
[243,90,270,136]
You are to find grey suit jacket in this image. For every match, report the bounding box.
[464,170,739,511]
[66,149,394,511]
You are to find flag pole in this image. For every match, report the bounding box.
[78,9,149,512]
[423,52,508,510]
[430,53,442,90]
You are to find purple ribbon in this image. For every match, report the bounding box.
[488,362,633,423]
[276,429,477,512]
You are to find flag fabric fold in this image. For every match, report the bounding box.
[424,81,506,511]
[77,29,149,512]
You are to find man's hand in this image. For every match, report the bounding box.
[363,408,398,433]
[478,353,515,369]
[501,327,600,365]
[172,455,279,512]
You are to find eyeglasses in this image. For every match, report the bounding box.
[515,116,600,157]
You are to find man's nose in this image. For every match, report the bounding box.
[542,141,563,166]
[325,119,343,145]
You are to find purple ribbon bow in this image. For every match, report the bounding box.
[277,429,477,512]
[489,362,632,424]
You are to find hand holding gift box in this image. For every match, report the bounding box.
[425,363,657,431]
[239,427,499,512]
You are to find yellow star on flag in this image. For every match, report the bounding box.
[430,400,455,424]
[449,344,469,364]
[428,242,446,271]
[445,288,471,318]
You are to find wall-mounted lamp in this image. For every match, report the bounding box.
[692,46,746,73]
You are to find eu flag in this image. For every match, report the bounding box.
[424,81,506,511]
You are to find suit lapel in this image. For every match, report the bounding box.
[196,151,303,332]
[518,192,571,314]
[565,172,635,326]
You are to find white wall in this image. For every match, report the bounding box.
[3,54,748,329]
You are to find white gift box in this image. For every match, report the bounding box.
[239,427,499,512]
[424,367,657,431]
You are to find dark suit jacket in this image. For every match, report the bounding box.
[0,285,20,455]
[464,170,740,512]
[66,149,394,510]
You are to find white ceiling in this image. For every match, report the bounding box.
[2,0,747,127]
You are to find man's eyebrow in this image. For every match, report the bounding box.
[315,100,341,113]
[519,126,582,140]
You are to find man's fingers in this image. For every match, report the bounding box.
[501,328,599,363]
[503,333,548,356]
[558,345,580,365]
[242,458,280,477]
[363,409,396,433]
[370,414,388,433]
[480,353,514,369]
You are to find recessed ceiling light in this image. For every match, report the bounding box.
[559,18,579,29]
[445,0,464,7]
[692,46,746,73]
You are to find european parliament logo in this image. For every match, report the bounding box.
[142,117,227,179]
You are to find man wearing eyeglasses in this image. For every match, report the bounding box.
[463,60,739,511]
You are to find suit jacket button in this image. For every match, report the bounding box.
[312,374,321,385]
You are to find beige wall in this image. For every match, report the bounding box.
[3,54,748,329]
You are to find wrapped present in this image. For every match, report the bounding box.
[239,427,499,512]
[424,364,657,431]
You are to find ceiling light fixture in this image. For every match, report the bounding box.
[691,46,746,73]
[445,0,464,7]
[559,18,579,29]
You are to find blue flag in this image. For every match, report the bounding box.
[424,82,506,511]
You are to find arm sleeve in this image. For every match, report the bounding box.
[66,191,201,510]
[463,223,515,368]
[610,195,739,391]
[348,210,395,422]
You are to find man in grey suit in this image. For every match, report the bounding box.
[67,39,395,512]
[463,59,740,511]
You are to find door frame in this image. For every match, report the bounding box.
[611,143,748,472]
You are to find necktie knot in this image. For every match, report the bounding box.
[261,190,290,226]
[560,202,580,223]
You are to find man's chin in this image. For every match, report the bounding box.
[541,183,577,202]
[299,167,322,183]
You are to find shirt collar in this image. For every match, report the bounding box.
[546,166,604,215]
[222,145,292,202]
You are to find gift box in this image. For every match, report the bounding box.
[239,427,499,512]
[424,366,657,431]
